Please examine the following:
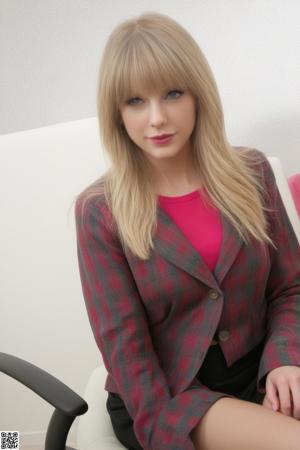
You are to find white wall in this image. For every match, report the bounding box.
[1,0,299,446]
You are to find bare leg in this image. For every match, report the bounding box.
[191,397,300,450]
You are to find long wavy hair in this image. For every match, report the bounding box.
[77,11,275,260]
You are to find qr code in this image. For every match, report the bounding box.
[1,432,19,449]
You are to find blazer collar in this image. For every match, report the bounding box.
[153,205,244,288]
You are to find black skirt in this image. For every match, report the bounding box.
[106,340,265,450]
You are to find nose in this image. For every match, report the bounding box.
[149,101,167,127]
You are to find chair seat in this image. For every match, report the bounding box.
[76,365,126,450]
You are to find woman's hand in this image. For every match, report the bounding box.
[262,365,300,420]
[262,393,274,410]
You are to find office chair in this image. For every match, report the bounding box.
[1,156,299,450]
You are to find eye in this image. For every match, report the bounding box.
[167,89,183,99]
[126,89,184,106]
[126,97,142,106]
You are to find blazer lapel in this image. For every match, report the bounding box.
[154,205,243,288]
[214,212,244,285]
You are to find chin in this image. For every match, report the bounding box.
[146,148,179,158]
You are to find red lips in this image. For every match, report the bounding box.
[149,134,174,145]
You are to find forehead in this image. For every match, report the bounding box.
[131,82,169,96]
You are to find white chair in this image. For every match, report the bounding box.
[1,118,299,449]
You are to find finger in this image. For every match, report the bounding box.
[290,380,300,420]
[265,380,279,411]
[277,381,292,417]
[262,394,274,410]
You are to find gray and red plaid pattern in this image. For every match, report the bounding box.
[75,148,300,450]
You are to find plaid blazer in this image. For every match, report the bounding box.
[75,148,300,450]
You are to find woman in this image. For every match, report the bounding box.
[75,11,300,450]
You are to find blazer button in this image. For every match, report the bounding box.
[208,289,219,300]
[218,329,230,342]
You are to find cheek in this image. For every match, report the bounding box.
[123,114,144,136]
[175,102,196,128]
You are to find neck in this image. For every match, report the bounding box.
[148,146,202,196]
[153,165,202,197]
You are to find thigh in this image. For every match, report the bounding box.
[191,396,300,450]
[106,392,143,450]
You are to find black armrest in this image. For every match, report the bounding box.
[0,352,88,416]
[0,352,88,450]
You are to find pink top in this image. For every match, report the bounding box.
[158,188,222,272]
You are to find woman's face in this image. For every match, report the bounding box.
[119,85,197,165]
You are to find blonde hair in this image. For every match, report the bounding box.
[77,11,275,259]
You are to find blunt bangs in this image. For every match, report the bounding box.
[114,35,190,106]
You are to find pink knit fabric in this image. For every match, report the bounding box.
[158,188,222,272]
[288,174,300,217]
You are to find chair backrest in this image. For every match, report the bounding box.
[267,157,300,244]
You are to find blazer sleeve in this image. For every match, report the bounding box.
[75,195,233,450]
[256,152,300,393]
